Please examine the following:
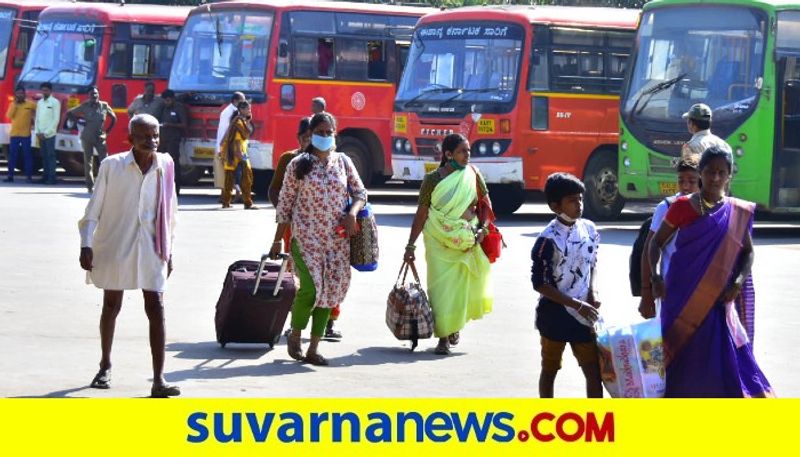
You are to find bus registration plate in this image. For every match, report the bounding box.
[193,147,216,160]
[659,182,678,195]
[424,162,438,174]
[477,119,495,134]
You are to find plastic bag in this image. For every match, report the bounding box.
[595,311,666,398]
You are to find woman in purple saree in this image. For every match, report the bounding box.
[648,146,773,398]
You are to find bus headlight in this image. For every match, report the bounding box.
[623,156,631,168]
[621,141,628,152]
[492,141,502,155]
[478,143,488,155]
[403,140,412,154]
[394,138,403,154]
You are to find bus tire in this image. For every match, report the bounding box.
[583,151,625,221]
[57,151,85,176]
[252,169,274,200]
[488,183,525,215]
[338,136,372,185]
[180,165,205,187]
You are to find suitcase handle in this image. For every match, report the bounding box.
[253,253,291,296]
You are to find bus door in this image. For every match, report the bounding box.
[774,12,800,209]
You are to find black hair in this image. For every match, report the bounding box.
[144,80,156,89]
[231,91,245,103]
[39,82,52,90]
[297,116,311,136]
[229,100,251,122]
[88,85,98,93]
[439,133,468,167]
[544,172,585,204]
[14,85,24,93]
[690,118,711,131]
[676,157,699,173]
[295,112,337,180]
[161,89,175,99]
[699,146,732,173]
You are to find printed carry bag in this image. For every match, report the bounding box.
[386,260,434,351]
[595,307,666,398]
[350,203,379,271]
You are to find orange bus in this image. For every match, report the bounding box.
[17,2,189,176]
[392,6,638,216]
[0,1,51,155]
[168,0,432,190]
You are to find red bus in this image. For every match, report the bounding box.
[168,0,433,190]
[392,6,639,216]
[17,2,189,176]
[0,1,52,154]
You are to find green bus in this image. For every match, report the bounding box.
[618,0,800,214]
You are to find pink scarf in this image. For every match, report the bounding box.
[155,155,174,262]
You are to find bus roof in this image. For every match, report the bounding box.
[644,0,800,13]
[39,2,191,25]
[0,1,59,12]
[418,5,640,30]
[193,0,434,18]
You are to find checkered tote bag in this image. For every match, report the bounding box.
[386,260,434,351]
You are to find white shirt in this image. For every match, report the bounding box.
[216,103,237,154]
[35,96,61,138]
[78,151,177,292]
[649,194,678,278]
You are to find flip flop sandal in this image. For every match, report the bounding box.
[434,343,451,355]
[448,332,460,346]
[151,384,181,398]
[303,353,329,366]
[90,370,111,389]
[287,334,304,361]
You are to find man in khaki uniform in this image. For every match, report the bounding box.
[681,103,732,161]
[67,86,117,192]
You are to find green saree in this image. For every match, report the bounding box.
[423,166,493,338]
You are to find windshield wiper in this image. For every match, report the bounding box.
[402,86,460,109]
[440,88,499,105]
[627,73,686,123]
[214,16,224,56]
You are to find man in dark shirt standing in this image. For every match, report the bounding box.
[66,86,117,193]
[158,90,188,196]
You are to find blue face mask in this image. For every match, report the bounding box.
[312,134,335,152]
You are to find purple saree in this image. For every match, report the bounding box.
[661,198,773,398]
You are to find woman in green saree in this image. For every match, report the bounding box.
[404,134,494,355]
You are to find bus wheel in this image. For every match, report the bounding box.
[252,169,274,200]
[180,165,205,187]
[488,183,525,215]
[583,151,624,221]
[57,151,85,176]
[338,137,373,185]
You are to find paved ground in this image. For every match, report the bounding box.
[1,174,797,398]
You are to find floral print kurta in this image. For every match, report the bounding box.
[276,152,367,309]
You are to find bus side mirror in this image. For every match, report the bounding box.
[278,42,289,58]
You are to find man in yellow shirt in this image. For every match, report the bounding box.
[5,87,37,183]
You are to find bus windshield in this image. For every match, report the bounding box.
[0,8,15,79]
[19,19,103,88]
[170,10,273,93]
[396,22,524,114]
[622,5,767,125]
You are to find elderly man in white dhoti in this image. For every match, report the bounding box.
[78,114,180,398]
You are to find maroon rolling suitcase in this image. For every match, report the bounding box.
[215,254,295,348]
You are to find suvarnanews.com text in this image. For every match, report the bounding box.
[187,410,615,444]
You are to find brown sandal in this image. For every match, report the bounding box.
[287,333,304,361]
[303,352,329,366]
[448,332,460,346]
[434,339,451,355]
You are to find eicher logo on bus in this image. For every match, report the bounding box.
[421,128,455,136]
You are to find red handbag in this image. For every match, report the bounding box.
[473,166,505,263]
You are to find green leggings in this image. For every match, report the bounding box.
[290,239,333,337]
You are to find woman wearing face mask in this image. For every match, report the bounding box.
[403,133,494,355]
[268,112,367,366]
[220,100,257,209]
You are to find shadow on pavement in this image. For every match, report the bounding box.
[329,345,464,367]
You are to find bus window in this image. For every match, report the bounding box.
[132,44,151,77]
[0,8,12,79]
[289,11,335,35]
[108,42,129,76]
[337,38,367,80]
[367,40,386,80]
[318,38,334,77]
[14,12,38,68]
